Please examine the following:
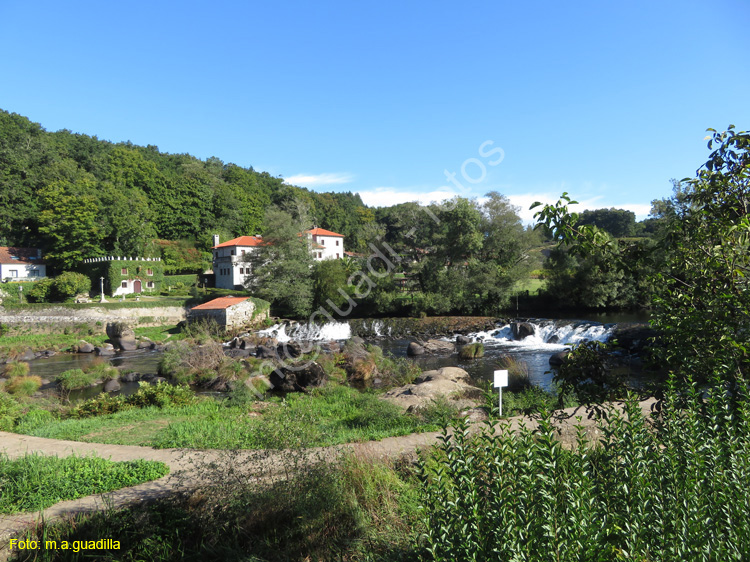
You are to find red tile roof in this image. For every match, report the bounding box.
[191,297,250,310]
[213,236,264,249]
[0,247,45,265]
[306,227,343,237]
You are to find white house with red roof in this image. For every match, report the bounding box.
[211,235,264,290]
[211,228,345,290]
[305,227,345,261]
[0,247,46,281]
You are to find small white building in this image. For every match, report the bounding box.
[0,247,46,281]
[305,227,345,261]
[188,296,264,329]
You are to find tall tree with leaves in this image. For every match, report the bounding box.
[38,177,103,271]
[244,207,314,318]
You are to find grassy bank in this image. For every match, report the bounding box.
[0,324,182,356]
[12,384,447,449]
[0,453,169,515]
[10,453,421,562]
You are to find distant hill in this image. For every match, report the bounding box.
[0,109,370,270]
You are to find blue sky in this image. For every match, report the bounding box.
[1,0,747,222]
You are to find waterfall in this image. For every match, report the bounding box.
[469,319,615,349]
[258,321,351,341]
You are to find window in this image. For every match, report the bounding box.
[147,281,154,288]
[318,252,322,258]
[240,268,244,274]
[121,268,127,275]
[147,269,153,276]
[241,250,246,255]
[336,253,340,259]
[121,281,128,288]
[321,239,325,245]
[30,270,39,277]
[9,270,18,277]
[336,240,339,246]
[231,250,235,256]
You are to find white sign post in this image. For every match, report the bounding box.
[494,369,508,416]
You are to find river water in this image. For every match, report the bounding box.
[27,315,647,395]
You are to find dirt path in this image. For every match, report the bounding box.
[0,398,657,560]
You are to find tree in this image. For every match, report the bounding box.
[38,177,103,271]
[577,208,636,237]
[244,207,314,318]
[532,125,750,389]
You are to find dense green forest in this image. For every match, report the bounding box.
[0,110,372,271]
[1,108,669,316]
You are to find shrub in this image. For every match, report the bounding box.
[496,354,531,392]
[26,278,54,303]
[3,361,30,378]
[458,342,484,360]
[126,381,197,409]
[51,272,92,301]
[56,369,101,390]
[0,392,22,430]
[5,375,42,396]
[70,393,129,418]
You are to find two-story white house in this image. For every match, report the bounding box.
[211,228,346,289]
[212,235,264,290]
[306,227,345,261]
[0,247,47,281]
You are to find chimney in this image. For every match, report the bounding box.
[213,234,220,247]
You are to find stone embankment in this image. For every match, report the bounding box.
[0,305,188,330]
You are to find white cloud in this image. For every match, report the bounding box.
[357,187,653,224]
[284,172,354,187]
[357,187,460,208]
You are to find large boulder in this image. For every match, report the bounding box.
[256,345,277,359]
[406,342,424,356]
[104,379,121,392]
[458,343,484,360]
[95,343,116,357]
[106,322,137,351]
[407,339,455,356]
[381,367,480,412]
[269,361,327,392]
[277,341,303,359]
[456,335,473,345]
[549,351,570,367]
[77,341,95,353]
[511,322,535,340]
[17,348,36,362]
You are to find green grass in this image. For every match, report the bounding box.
[0,332,109,355]
[17,384,443,449]
[0,453,169,514]
[133,324,182,343]
[10,453,420,562]
[514,278,547,295]
[55,369,103,391]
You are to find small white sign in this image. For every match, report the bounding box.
[494,369,508,388]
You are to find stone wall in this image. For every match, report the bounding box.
[0,305,188,333]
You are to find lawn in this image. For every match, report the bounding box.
[0,453,169,514]
[14,385,443,450]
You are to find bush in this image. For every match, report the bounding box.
[418,390,750,561]
[52,272,92,301]
[458,342,484,360]
[126,381,197,409]
[56,369,101,390]
[5,375,42,396]
[0,392,22,430]
[3,361,30,378]
[26,278,54,303]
